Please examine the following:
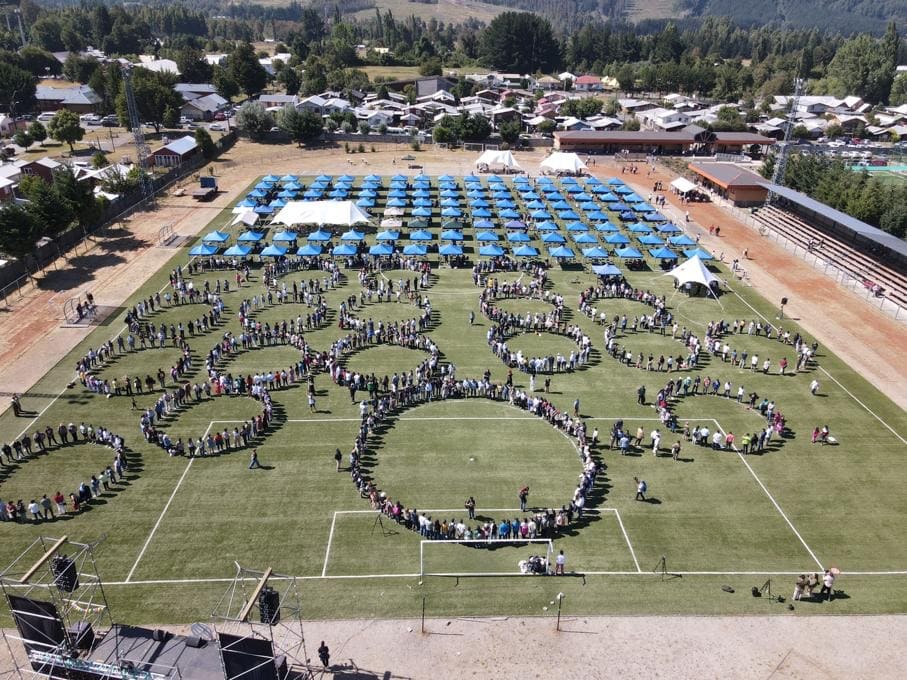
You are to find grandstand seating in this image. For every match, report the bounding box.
[752,205,907,309]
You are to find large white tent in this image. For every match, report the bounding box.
[539,152,588,175]
[670,177,696,194]
[271,200,372,226]
[664,255,722,299]
[475,149,521,170]
[231,210,259,227]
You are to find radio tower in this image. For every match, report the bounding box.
[768,77,806,203]
[120,64,154,203]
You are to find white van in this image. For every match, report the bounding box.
[37,112,56,122]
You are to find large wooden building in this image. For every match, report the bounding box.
[553,128,776,156]
[687,162,769,206]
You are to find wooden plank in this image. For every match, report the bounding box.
[237,567,272,623]
[19,536,68,584]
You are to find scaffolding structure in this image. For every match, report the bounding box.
[0,535,120,680]
[210,563,313,680]
[120,64,155,204]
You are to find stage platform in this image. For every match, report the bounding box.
[87,624,223,679]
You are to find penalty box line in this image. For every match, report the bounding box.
[322,508,641,578]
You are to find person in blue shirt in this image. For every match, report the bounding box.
[499,520,511,539]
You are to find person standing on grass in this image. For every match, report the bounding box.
[810,379,820,395]
[334,448,342,471]
[634,477,647,501]
[820,569,835,601]
[555,550,566,575]
[519,486,530,511]
[637,385,646,405]
[465,496,476,520]
[249,448,261,469]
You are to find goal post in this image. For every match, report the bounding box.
[419,538,554,578]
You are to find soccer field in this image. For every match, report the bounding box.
[1,173,906,624]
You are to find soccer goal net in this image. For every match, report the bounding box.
[419,539,554,578]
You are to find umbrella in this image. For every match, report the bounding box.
[683,247,713,260]
[513,245,539,257]
[332,244,358,256]
[272,231,297,242]
[574,232,598,244]
[592,263,622,276]
[548,246,575,258]
[650,246,678,260]
[297,244,322,256]
[340,230,365,241]
[224,244,252,256]
[615,246,643,258]
[541,232,566,243]
[507,232,530,242]
[260,244,288,257]
[369,243,394,256]
[669,234,697,246]
[582,246,610,259]
[237,230,265,242]
[479,244,505,257]
[189,243,219,256]
[441,207,462,217]
[476,231,499,242]
[605,233,630,245]
[441,229,464,241]
[307,229,332,242]
[376,230,401,241]
[402,244,428,256]
[409,229,434,241]
[439,244,463,256]
[202,230,230,243]
[638,234,665,246]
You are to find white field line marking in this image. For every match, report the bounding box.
[818,366,907,445]
[613,509,641,573]
[321,511,339,578]
[124,421,211,582]
[711,419,824,570]
[208,416,668,425]
[725,280,907,444]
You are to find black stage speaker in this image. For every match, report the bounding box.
[218,633,278,680]
[152,629,169,642]
[258,587,280,625]
[51,554,79,593]
[7,596,66,655]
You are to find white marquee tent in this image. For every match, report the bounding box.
[475,149,521,170]
[231,210,259,227]
[670,177,697,195]
[539,152,588,175]
[664,255,722,300]
[271,200,372,226]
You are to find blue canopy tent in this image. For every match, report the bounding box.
[279,174,298,183]
[495,200,516,209]
[473,220,494,229]
[277,190,297,199]
[536,221,559,231]
[470,199,490,207]
[412,207,432,217]
[402,244,428,256]
[551,200,571,211]
[566,221,590,232]
[638,234,665,246]
[574,232,598,244]
[615,247,643,258]
[582,247,610,259]
[564,184,583,194]
[650,246,678,260]
[595,222,620,232]
[253,205,274,215]
[541,232,566,243]
[644,212,668,222]
[369,243,394,256]
[439,244,463,256]
[522,191,541,200]
[479,244,505,257]
[306,229,332,242]
[364,174,382,182]
[657,223,683,233]
[388,189,407,198]
[254,182,274,191]
[386,198,407,208]
[627,223,653,234]
[441,229,464,241]
[440,198,461,208]
[262,174,280,183]
[409,219,430,229]
[328,189,348,199]
[476,231,499,242]
[272,231,297,243]
[526,201,546,210]
[605,233,631,245]
[557,211,580,221]
[332,244,358,256]
[269,199,287,208]
[530,210,551,220]
[237,231,265,242]
[624,193,644,203]
[632,202,655,213]
[609,202,630,212]
[548,246,575,258]
[472,208,493,218]
[283,182,302,191]
[573,193,593,202]
[237,200,257,209]
[247,189,267,199]
[409,230,434,241]
[683,247,714,260]
[441,207,462,217]
[260,244,288,257]
[513,245,539,257]
[507,232,531,242]
[619,211,637,221]
[669,234,697,246]
[615,185,633,194]
[202,230,230,243]
[297,244,322,256]
[440,189,459,198]
[505,220,527,231]
[413,198,432,207]
[340,230,365,241]
[224,244,253,257]
[376,230,401,241]
[358,189,377,198]
[592,264,622,276]
[189,243,219,256]
[586,211,609,221]
[356,198,375,208]
[498,209,520,219]
[580,201,602,211]
[303,190,323,199]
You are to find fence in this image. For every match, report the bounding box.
[0,131,237,307]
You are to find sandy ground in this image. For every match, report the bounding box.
[0,142,906,677]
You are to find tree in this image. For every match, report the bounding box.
[92,151,108,169]
[419,57,442,77]
[63,54,100,84]
[213,66,239,100]
[279,67,301,96]
[20,46,62,77]
[52,166,101,230]
[479,12,559,74]
[228,42,268,97]
[115,69,184,133]
[0,203,41,265]
[891,74,907,106]
[879,202,907,238]
[791,125,811,140]
[235,101,273,139]
[537,119,556,135]
[498,119,521,145]
[826,34,896,104]
[13,131,33,152]
[0,62,36,117]
[622,117,640,131]
[28,121,46,146]
[560,97,603,118]
[176,47,212,83]
[18,175,74,237]
[358,121,371,135]
[163,106,179,129]
[47,109,84,153]
[194,127,217,159]
[277,106,323,145]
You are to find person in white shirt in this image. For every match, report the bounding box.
[555,550,566,575]
[809,379,820,395]
[651,429,661,456]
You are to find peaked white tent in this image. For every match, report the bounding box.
[475,149,521,170]
[271,200,372,226]
[664,255,722,300]
[539,152,588,175]
[670,177,696,194]
[231,210,259,227]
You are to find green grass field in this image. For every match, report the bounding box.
[1,173,906,625]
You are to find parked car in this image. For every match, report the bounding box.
[80,113,101,125]
[37,112,56,122]
[100,115,118,127]
[213,111,226,121]
[207,123,224,131]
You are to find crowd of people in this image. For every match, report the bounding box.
[1,423,129,522]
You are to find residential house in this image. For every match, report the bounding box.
[297,95,327,115]
[574,75,603,92]
[536,75,560,90]
[618,98,656,114]
[35,85,102,114]
[181,93,229,121]
[175,83,219,100]
[638,107,690,131]
[558,117,591,131]
[259,94,299,110]
[18,157,62,183]
[149,135,198,168]
[323,98,353,115]
[586,116,622,130]
[0,164,20,201]
[489,107,519,126]
[831,113,868,133]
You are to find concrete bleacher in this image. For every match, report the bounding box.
[753,205,907,309]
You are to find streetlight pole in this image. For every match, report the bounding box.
[555,592,565,631]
